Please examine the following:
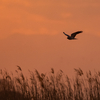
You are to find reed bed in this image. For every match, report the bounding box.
[0,66,100,100]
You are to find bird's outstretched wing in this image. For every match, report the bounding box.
[63,32,70,37]
[71,31,83,38]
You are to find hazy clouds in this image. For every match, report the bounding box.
[0,0,100,38]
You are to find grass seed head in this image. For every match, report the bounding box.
[51,68,54,74]
[17,66,22,71]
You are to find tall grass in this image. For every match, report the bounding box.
[0,66,100,100]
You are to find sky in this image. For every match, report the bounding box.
[0,0,100,77]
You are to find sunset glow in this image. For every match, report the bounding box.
[0,1,100,77]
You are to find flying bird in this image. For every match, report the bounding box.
[63,31,83,40]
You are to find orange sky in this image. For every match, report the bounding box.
[0,1,100,77]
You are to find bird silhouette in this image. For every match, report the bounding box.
[63,31,83,40]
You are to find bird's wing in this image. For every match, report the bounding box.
[63,32,70,37]
[71,31,83,38]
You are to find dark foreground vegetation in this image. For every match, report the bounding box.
[0,66,100,100]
